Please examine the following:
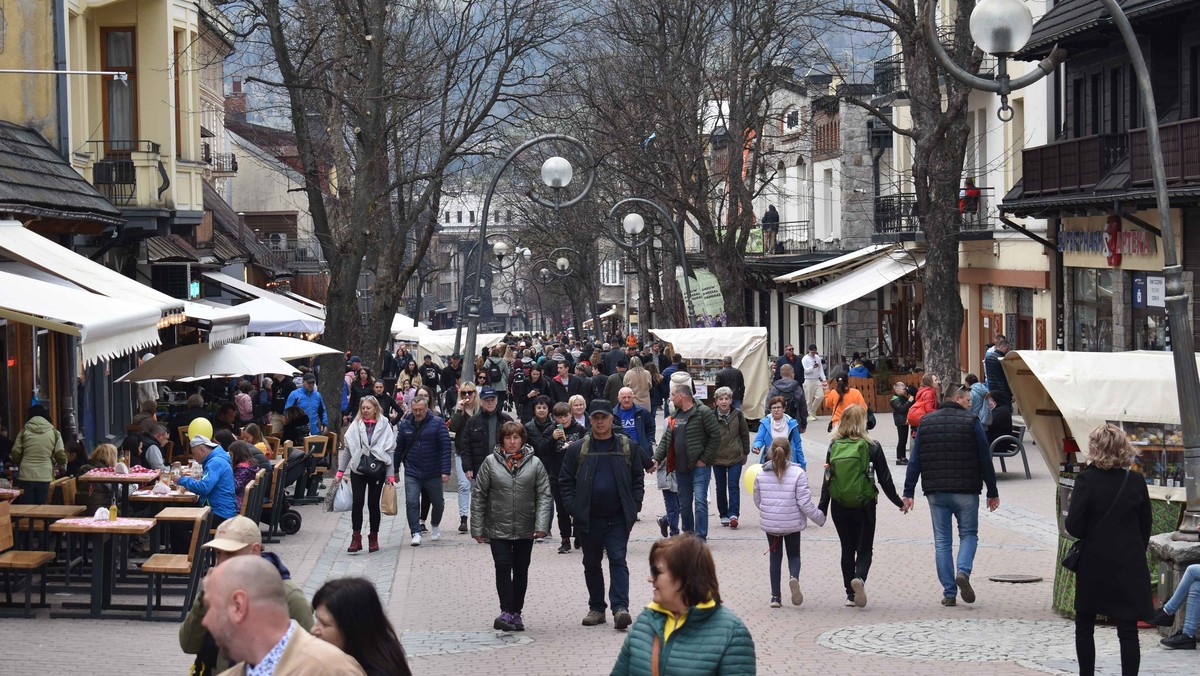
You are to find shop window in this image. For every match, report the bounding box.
[1071,268,1114,351]
[102,28,138,154]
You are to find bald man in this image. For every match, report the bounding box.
[204,556,364,676]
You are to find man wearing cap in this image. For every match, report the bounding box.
[801,344,826,421]
[180,517,314,673]
[560,399,645,632]
[178,435,238,524]
[420,354,443,397]
[284,372,328,435]
[461,387,514,482]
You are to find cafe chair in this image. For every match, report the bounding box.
[293,436,329,506]
[260,459,290,543]
[161,440,175,466]
[140,506,211,622]
[177,426,190,450]
[0,502,57,618]
[990,425,1032,480]
[265,436,281,460]
[48,477,76,506]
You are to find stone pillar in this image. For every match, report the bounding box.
[1112,270,1132,351]
[1148,535,1200,636]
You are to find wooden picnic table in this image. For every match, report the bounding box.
[0,487,23,502]
[8,504,87,549]
[48,517,156,619]
[77,471,160,514]
[130,488,199,504]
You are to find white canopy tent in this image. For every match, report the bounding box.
[0,270,161,366]
[233,297,326,334]
[400,329,507,366]
[390,313,430,334]
[182,302,250,347]
[235,336,342,361]
[773,244,894,284]
[202,271,325,320]
[785,252,925,313]
[649,327,770,419]
[116,343,299,383]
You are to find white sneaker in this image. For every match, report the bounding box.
[410,533,422,547]
[431,526,441,541]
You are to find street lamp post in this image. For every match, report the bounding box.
[927,0,1200,533]
[530,247,598,340]
[459,134,596,387]
[453,233,529,360]
[606,197,697,327]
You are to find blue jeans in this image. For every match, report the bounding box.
[676,465,712,540]
[926,492,980,598]
[713,462,743,520]
[581,516,630,612]
[405,474,445,534]
[661,490,680,536]
[455,455,471,517]
[1164,563,1200,636]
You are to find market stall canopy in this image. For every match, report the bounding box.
[0,269,161,366]
[232,297,326,334]
[0,220,184,325]
[649,326,770,420]
[201,271,325,320]
[1002,350,1194,497]
[410,329,507,366]
[773,244,894,284]
[116,343,299,383]
[599,306,622,319]
[785,252,925,313]
[182,302,250,348]
[390,313,430,335]
[235,336,341,361]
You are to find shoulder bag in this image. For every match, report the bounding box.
[1062,469,1129,572]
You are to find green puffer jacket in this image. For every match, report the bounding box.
[611,602,756,675]
[654,403,721,471]
[713,408,750,466]
[12,416,65,483]
[470,445,552,540]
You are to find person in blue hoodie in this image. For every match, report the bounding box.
[178,434,238,524]
[752,396,805,469]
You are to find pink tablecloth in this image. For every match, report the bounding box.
[55,517,155,529]
[0,487,21,497]
[81,470,161,482]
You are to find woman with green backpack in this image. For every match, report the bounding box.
[818,404,904,608]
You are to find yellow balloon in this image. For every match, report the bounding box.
[742,462,764,497]
[187,417,213,440]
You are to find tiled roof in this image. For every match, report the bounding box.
[145,235,199,263]
[1021,0,1194,58]
[0,120,122,226]
[203,182,289,276]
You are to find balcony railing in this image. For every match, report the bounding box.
[84,140,165,207]
[874,54,904,97]
[1021,133,1128,197]
[753,220,811,255]
[202,142,239,175]
[875,193,919,234]
[1131,117,1200,186]
[269,237,327,272]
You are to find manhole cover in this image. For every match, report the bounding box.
[989,574,1043,583]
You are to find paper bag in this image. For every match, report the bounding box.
[380,482,398,516]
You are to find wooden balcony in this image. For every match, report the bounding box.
[1021,133,1128,197]
[1131,117,1200,186]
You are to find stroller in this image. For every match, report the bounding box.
[261,443,314,539]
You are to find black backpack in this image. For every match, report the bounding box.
[487,358,503,384]
[512,367,528,386]
[778,387,800,418]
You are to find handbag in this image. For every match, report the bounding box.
[356,452,387,482]
[380,482,398,516]
[1062,469,1129,572]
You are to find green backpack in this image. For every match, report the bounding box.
[827,438,878,508]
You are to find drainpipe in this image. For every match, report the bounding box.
[53,0,69,159]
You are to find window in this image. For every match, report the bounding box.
[786,110,800,130]
[600,259,623,286]
[101,28,137,153]
[445,211,450,224]
[1109,68,1123,133]
[1071,268,1113,352]
[469,211,475,223]
[456,211,462,223]
[151,265,188,299]
[439,282,452,299]
[506,210,513,222]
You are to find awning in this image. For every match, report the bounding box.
[785,251,925,313]
[202,271,326,320]
[235,297,326,334]
[183,302,250,348]
[235,336,341,361]
[599,306,622,319]
[390,313,428,334]
[116,343,299,383]
[0,269,161,365]
[773,244,894,284]
[144,235,198,263]
[649,327,770,419]
[0,220,185,324]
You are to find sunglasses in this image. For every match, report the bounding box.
[461,392,475,398]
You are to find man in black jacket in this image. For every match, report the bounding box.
[460,387,514,480]
[902,385,1000,607]
[713,357,746,410]
[550,360,584,405]
[560,399,644,632]
[982,337,1013,445]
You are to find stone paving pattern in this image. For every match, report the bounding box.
[7,417,1197,674]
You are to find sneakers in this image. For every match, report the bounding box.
[494,612,515,632]
[729,516,739,529]
[845,598,857,607]
[1151,606,1176,627]
[770,597,782,608]
[419,521,428,533]
[1160,631,1197,649]
[582,609,607,626]
[558,538,572,554]
[431,526,441,541]
[941,596,957,607]
[614,609,633,631]
[510,612,525,631]
[458,516,468,533]
[410,533,422,547]
[896,458,908,466]
[789,577,803,606]
[808,414,817,421]
[955,572,975,604]
[851,578,867,608]
[658,516,669,538]
[720,518,730,527]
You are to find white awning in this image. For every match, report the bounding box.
[183,302,250,348]
[598,306,622,319]
[235,336,341,361]
[773,244,894,284]
[202,271,326,320]
[785,252,925,313]
[390,313,429,334]
[116,343,299,383]
[234,297,326,334]
[0,269,161,366]
[0,220,184,324]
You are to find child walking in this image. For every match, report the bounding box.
[753,438,826,608]
[889,382,915,465]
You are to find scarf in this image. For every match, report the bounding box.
[363,419,376,443]
[770,415,789,440]
[504,449,525,471]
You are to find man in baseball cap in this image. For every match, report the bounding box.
[180,516,314,672]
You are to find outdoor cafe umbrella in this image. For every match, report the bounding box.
[116,343,299,383]
[235,336,341,361]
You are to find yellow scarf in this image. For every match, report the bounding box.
[647,599,717,642]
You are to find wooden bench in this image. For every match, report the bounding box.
[0,501,57,618]
[140,506,211,621]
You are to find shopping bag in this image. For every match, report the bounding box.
[380,482,398,516]
[332,480,353,513]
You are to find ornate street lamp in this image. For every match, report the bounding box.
[607,197,696,327]
[927,0,1200,532]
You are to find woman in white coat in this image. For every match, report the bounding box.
[754,437,825,608]
[336,396,397,553]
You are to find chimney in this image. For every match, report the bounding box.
[225,76,247,123]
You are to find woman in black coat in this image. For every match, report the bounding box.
[1065,423,1154,676]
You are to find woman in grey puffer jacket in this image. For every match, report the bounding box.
[753,438,825,609]
[470,421,552,633]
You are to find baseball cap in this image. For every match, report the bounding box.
[807,343,818,351]
[588,399,613,417]
[450,353,463,360]
[190,434,218,449]
[201,516,261,552]
[302,372,317,383]
[480,387,498,399]
[348,355,362,364]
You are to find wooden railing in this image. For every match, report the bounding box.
[1130,117,1200,186]
[1021,133,1128,197]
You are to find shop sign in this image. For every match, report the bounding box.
[1147,275,1165,308]
[1058,229,1157,257]
[1132,272,1146,308]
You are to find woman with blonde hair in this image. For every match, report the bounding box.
[76,443,117,509]
[568,394,589,430]
[1066,423,1152,675]
[335,396,397,553]
[753,437,825,608]
[623,356,653,411]
[448,381,482,532]
[818,404,903,608]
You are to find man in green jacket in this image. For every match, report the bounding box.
[653,384,721,540]
[179,516,312,673]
